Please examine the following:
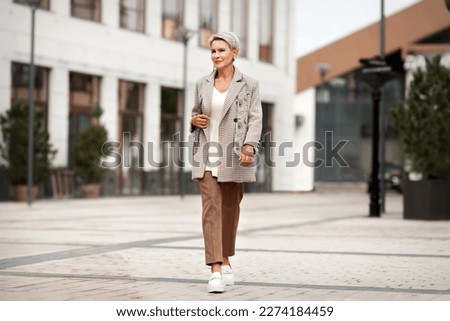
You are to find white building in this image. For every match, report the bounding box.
[0,0,298,198]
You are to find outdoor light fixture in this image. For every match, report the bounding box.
[26,0,41,205]
[27,0,41,6]
[315,63,331,83]
[175,27,196,199]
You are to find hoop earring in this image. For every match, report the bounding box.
[232,57,235,62]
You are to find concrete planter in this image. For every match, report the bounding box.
[13,185,38,202]
[403,180,450,220]
[80,184,101,199]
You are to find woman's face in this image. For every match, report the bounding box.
[210,39,237,70]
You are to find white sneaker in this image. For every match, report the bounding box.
[207,272,225,293]
[221,265,235,286]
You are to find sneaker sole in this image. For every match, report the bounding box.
[207,284,225,293]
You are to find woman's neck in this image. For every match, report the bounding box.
[216,65,235,81]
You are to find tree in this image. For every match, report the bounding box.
[0,102,57,185]
[73,105,109,184]
[391,55,450,179]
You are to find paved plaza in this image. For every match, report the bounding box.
[0,185,449,301]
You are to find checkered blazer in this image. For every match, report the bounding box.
[190,67,263,182]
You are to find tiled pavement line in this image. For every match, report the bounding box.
[151,245,450,260]
[0,214,359,270]
[0,271,449,296]
[0,235,200,270]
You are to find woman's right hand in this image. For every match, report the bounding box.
[192,114,210,129]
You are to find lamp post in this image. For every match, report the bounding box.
[379,0,387,213]
[359,58,396,217]
[27,0,41,206]
[175,27,195,199]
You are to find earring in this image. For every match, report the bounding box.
[232,57,235,61]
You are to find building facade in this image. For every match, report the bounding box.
[0,0,297,199]
[295,0,450,191]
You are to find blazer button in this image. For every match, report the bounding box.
[233,118,238,123]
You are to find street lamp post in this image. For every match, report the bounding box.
[359,58,396,217]
[379,0,386,213]
[27,0,41,206]
[176,27,195,199]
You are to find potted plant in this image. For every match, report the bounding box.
[0,102,57,201]
[73,105,109,198]
[391,55,450,220]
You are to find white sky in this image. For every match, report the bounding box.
[295,0,422,57]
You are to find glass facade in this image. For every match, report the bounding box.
[315,67,405,182]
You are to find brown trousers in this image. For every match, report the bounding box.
[197,172,244,266]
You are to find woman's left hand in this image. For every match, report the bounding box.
[239,145,255,166]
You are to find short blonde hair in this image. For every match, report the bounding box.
[208,31,240,52]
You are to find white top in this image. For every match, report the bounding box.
[206,87,228,177]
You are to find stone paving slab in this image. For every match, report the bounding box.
[0,187,449,301]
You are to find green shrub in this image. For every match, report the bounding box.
[391,55,450,179]
[73,123,109,184]
[0,102,57,185]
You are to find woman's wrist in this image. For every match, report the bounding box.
[242,144,255,156]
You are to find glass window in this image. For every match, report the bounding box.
[199,0,218,48]
[230,0,248,57]
[120,0,145,32]
[71,0,101,22]
[119,81,145,113]
[160,87,181,194]
[259,0,273,63]
[68,72,101,167]
[13,0,50,10]
[160,87,180,140]
[162,0,184,40]
[118,80,145,195]
[11,62,50,125]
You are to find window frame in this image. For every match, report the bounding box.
[198,0,219,48]
[11,62,50,127]
[68,71,101,168]
[162,0,184,41]
[230,0,248,57]
[71,0,101,22]
[258,0,274,63]
[119,0,146,33]
[13,0,50,10]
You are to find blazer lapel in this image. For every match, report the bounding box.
[202,72,215,140]
[220,68,245,123]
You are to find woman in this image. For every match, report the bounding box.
[190,31,263,293]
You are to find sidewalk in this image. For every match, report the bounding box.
[0,186,449,301]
